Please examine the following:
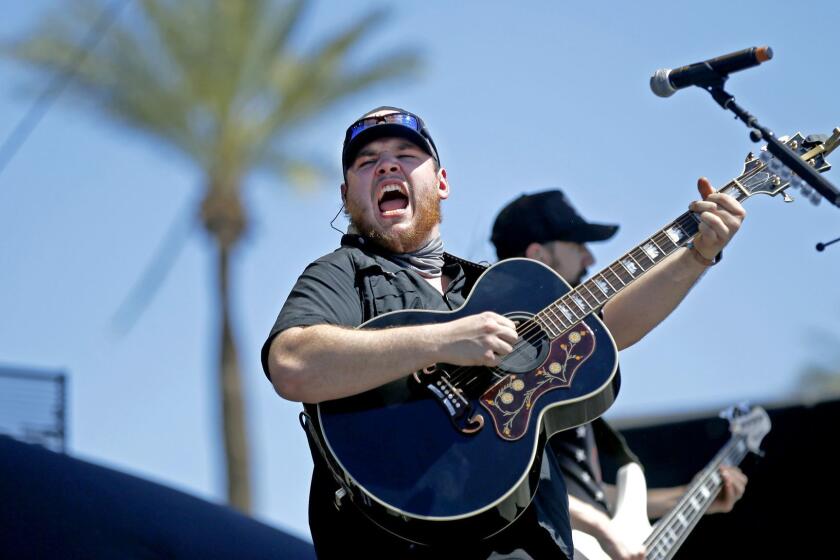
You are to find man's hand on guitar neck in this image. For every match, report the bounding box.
[646,465,748,517]
[689,177,747,261]
[707,465,748,514]
[601,177,746,350]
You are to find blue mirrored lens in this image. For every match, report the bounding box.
[348,114,420,141]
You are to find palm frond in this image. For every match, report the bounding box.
[4,0,421,188]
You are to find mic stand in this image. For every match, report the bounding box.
[816,236,840,252]
[699,79,840,208]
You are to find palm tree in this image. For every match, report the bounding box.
[5,0,421,512]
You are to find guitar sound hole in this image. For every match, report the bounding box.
[500,313,549,374]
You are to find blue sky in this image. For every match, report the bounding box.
[1,0,839,541]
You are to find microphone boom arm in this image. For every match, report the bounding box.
[704,82,840,208]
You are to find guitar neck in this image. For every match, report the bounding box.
[643,434,751,560]
[533,180,749,338]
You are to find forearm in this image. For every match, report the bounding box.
[602,248,708,350]
[646,485,687,519]
[267,323,446,403]
[569,494,611,536]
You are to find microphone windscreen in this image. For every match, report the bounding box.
[649,68,676,97]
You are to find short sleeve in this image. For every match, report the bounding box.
[261,254,363,378]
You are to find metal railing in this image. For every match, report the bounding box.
[0,366,67,452]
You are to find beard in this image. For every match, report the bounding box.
[346,186,442,253]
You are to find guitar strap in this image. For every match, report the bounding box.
[299,409,355,506]
[441,252,489,294]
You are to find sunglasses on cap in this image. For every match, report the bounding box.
[345,111,423,143]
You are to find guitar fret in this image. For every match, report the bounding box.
[570,292,590,313]
[617,259,637,279]
[678,212,700,233]
[655,232,676,252]
[540,312,561,337]
[554,306,572,329]
[598,273,618,294]
[609,262,633,286]
[688,212,702,225]
[649,237,665,256]
[639,241,661,264]
[548,308,568,332]
[580,283,603,306]
[663,224,686,246]
[635,250,654,269]
[532,315,549,337]
[555,302,575,323]
[564,295,586,316]
[593,277,609,296]
[542,200,738,343]
[553,307,572,330]
[643,414,768,560]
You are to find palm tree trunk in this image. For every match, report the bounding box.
[218,241,251,512]
[202,188,251,512]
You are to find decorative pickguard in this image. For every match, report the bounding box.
[479,323,596,441]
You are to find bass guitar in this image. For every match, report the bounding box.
[309,130,837,544]
[573,405,771,560]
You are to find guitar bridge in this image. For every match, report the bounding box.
[413,365,484,434]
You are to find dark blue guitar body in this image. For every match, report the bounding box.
[313,258,620,544]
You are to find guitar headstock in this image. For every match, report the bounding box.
[721,404,771,454]
[730,128,840,204]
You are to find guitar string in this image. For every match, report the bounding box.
[645,435,748,559]
[445,212,703,388]
[444,210,706,388]
[449,159,766,387]
[439,166,761,392]
[443,216,699,388]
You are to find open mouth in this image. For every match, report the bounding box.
[377,183,410,215]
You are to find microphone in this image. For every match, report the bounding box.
[650,46,773,98]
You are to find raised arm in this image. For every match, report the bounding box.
[267,311,518,403]
[602,177,746,350]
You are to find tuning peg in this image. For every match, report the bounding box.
[782,192,794,203]
[744,151,755,162]
[780,166,793,181]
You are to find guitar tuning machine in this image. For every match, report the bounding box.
[782,192,794,203]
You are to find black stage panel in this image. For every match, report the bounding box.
[0,436,315,559]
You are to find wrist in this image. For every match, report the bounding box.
[687,242,721,267]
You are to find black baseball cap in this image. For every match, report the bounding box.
[491,190,619,259]
[342,106,440,169]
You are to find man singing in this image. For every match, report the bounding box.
[262,107,745,558]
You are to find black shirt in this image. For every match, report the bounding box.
[550,418,641,517]
[262,235,573,559]
[550,424,610,515]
